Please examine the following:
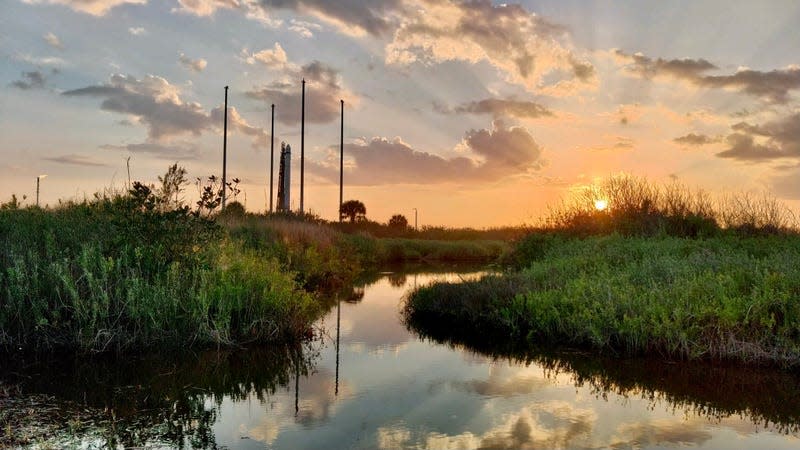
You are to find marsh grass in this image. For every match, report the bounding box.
[546,175,796,237]
[0,196,318,353]
[403,176,800,367]
[406,234,800,367]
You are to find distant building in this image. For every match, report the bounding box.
[277,142,291,212]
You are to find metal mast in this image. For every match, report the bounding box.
[222,86,229,209]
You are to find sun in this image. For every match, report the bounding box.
[594,199,608,211]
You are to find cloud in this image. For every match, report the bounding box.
[210,106,269,149]
[615,50,800,104]
[43,32,64,50]
[245,60,349,126]
[179,53,207,72]
[308,120,544,185]
[385,0,593,93]
[63,74,211,140]
[610,419,712,448]
[288,19,322,38]
[242,42,290,69]
[63,74,268,148]
[43,153,108,167]
[578,135,635,152]
[174,0,401,36]
[21,0,146,16]
[444,98,554,119]
[673,133,719,147]
[615,50,717,80]
[379,401,597,450]
[99,141,200,159]
[16,54,65,67]
[128,27,146,35]
[11,71,47,90]
[717,113,800,161]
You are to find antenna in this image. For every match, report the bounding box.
[222,86,229,209]
[300,78,305,213]
[339,99,344,223]
[269,103,275,213]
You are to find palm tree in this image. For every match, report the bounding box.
[388,214,408,229]
[340,199,366,223]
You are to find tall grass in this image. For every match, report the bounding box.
[545,175,796,237]
[405,235,800,367]
[0,196,319,353]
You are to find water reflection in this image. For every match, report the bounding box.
[407,313,800,436]
[3,267,800,449]
[1,344,316,448]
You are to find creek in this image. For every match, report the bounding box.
[3,267,800,449]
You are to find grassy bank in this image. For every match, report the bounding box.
[406,234,800,367]
[1,172,508,353]
[406,176,800,368]
[0,194,322,353]
[222,212,509,271]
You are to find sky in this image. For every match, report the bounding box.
[2,0,800,227]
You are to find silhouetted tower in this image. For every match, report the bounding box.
[300,78,306,213]
[269,103,275,213]
[222,86,229,209]
[277,142,291,212]
[339,99,344,223]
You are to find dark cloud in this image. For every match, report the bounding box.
[570,57,596,81]
[63,75,210,139]
[616,50,800,103]
[617,50,717,80]
[11,71,47,90]
[177,0,402,36]
[673,133,719,147]
[245,61,345,126]
[717,113,800,161]
[701,68,800,104]
[256,0,402,36]
[43,154,108,167]
[308,120,543,185]
[447,98,554,119]
[63,74,268,148]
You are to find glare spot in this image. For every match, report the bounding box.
[594,199,608,211]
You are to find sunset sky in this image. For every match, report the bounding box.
[2,0,800,227]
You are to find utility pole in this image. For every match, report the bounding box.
[300,78,305,213]
[339,99,344,223]
[413,208,418,231]
[222,86,229,209]
[269,103,275,213]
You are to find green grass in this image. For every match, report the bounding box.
[0,197,320,353]
[405,234,800,367]
[0,186,508,353]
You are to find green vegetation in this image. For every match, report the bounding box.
[0,166,512,354]
[0,192,318,353]
[406,176,800,368]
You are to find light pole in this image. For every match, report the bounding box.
[36,174,47,207]
[222,86,229,209]
[413,207,418,231]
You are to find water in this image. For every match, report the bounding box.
[3,268,800,449]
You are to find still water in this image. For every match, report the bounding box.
[3,268,800,449]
